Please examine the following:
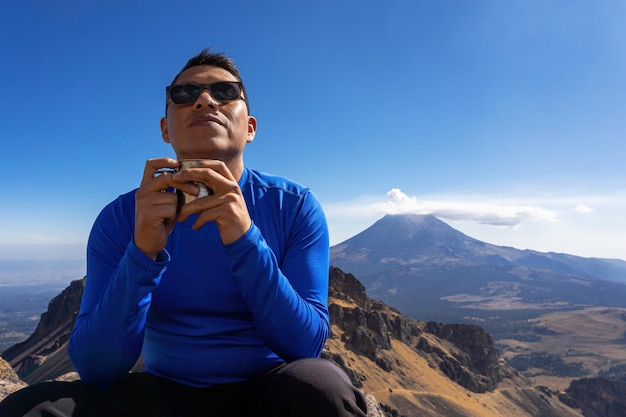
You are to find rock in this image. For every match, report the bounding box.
[560,377,626,417]
[0,357,27,402]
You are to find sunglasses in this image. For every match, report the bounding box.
[166,81,244,105]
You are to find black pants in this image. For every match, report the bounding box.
[0,358,368,417]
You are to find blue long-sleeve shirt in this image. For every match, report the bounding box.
[68,168,330,390]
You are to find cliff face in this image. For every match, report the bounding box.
[324,266,507,394]
[322,267,566,417]
[1,278,84,380]
[421,321,503,393]
[560,378,626,417]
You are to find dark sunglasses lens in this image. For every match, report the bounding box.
[170,84,202,104]
[210,82,241,101]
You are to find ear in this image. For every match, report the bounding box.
[160,116,170,143]
[247,116,257,143]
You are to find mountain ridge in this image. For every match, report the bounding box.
[331,214,626,281]
[330,215,626,321]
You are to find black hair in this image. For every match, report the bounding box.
[166,48,250,113]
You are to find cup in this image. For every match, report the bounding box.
[177,159,213,210]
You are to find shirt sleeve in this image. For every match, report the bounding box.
[68,194,168,390]
[224,189,330,361]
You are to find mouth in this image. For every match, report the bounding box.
[190,114,224,127]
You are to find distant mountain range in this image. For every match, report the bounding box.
[0,259,85,286]
[330,214,626,324]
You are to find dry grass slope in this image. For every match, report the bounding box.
[325,290,584,417]
[499,306,626,391]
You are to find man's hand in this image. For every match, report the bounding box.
[134,158,186,259]
[175,160,252,245]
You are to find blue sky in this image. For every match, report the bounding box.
[1,1,625,262]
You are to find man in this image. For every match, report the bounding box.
[0,48,368,417]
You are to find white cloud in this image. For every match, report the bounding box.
[573,203,595,214]
[372,188,557,226]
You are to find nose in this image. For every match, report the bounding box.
[193,89,219,111]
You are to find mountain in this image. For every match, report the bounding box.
[4,268,626,416]
[331,214,626,282]
[330,214,626,322]
[330,214,626,392]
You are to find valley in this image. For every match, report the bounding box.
[497,306,626,391]
[0,283,67,353]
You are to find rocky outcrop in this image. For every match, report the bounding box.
[560,378,626,417]
[0,357,26,402]
[2,278,84,380]
[421,321,503,392]
[326,266,506,394]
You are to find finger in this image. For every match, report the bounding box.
[178,160,236,181]
[135,185,179,212]
[185,195,252,243]
[194,160,236,181]
[176,196,208,222]
[140,157,179,186]
[177,189,239,225]
[174,167,235,196]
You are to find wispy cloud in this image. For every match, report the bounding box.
[372,188,557,226]
[573,203,595,214]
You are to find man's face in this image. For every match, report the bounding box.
[160,65,256,163]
